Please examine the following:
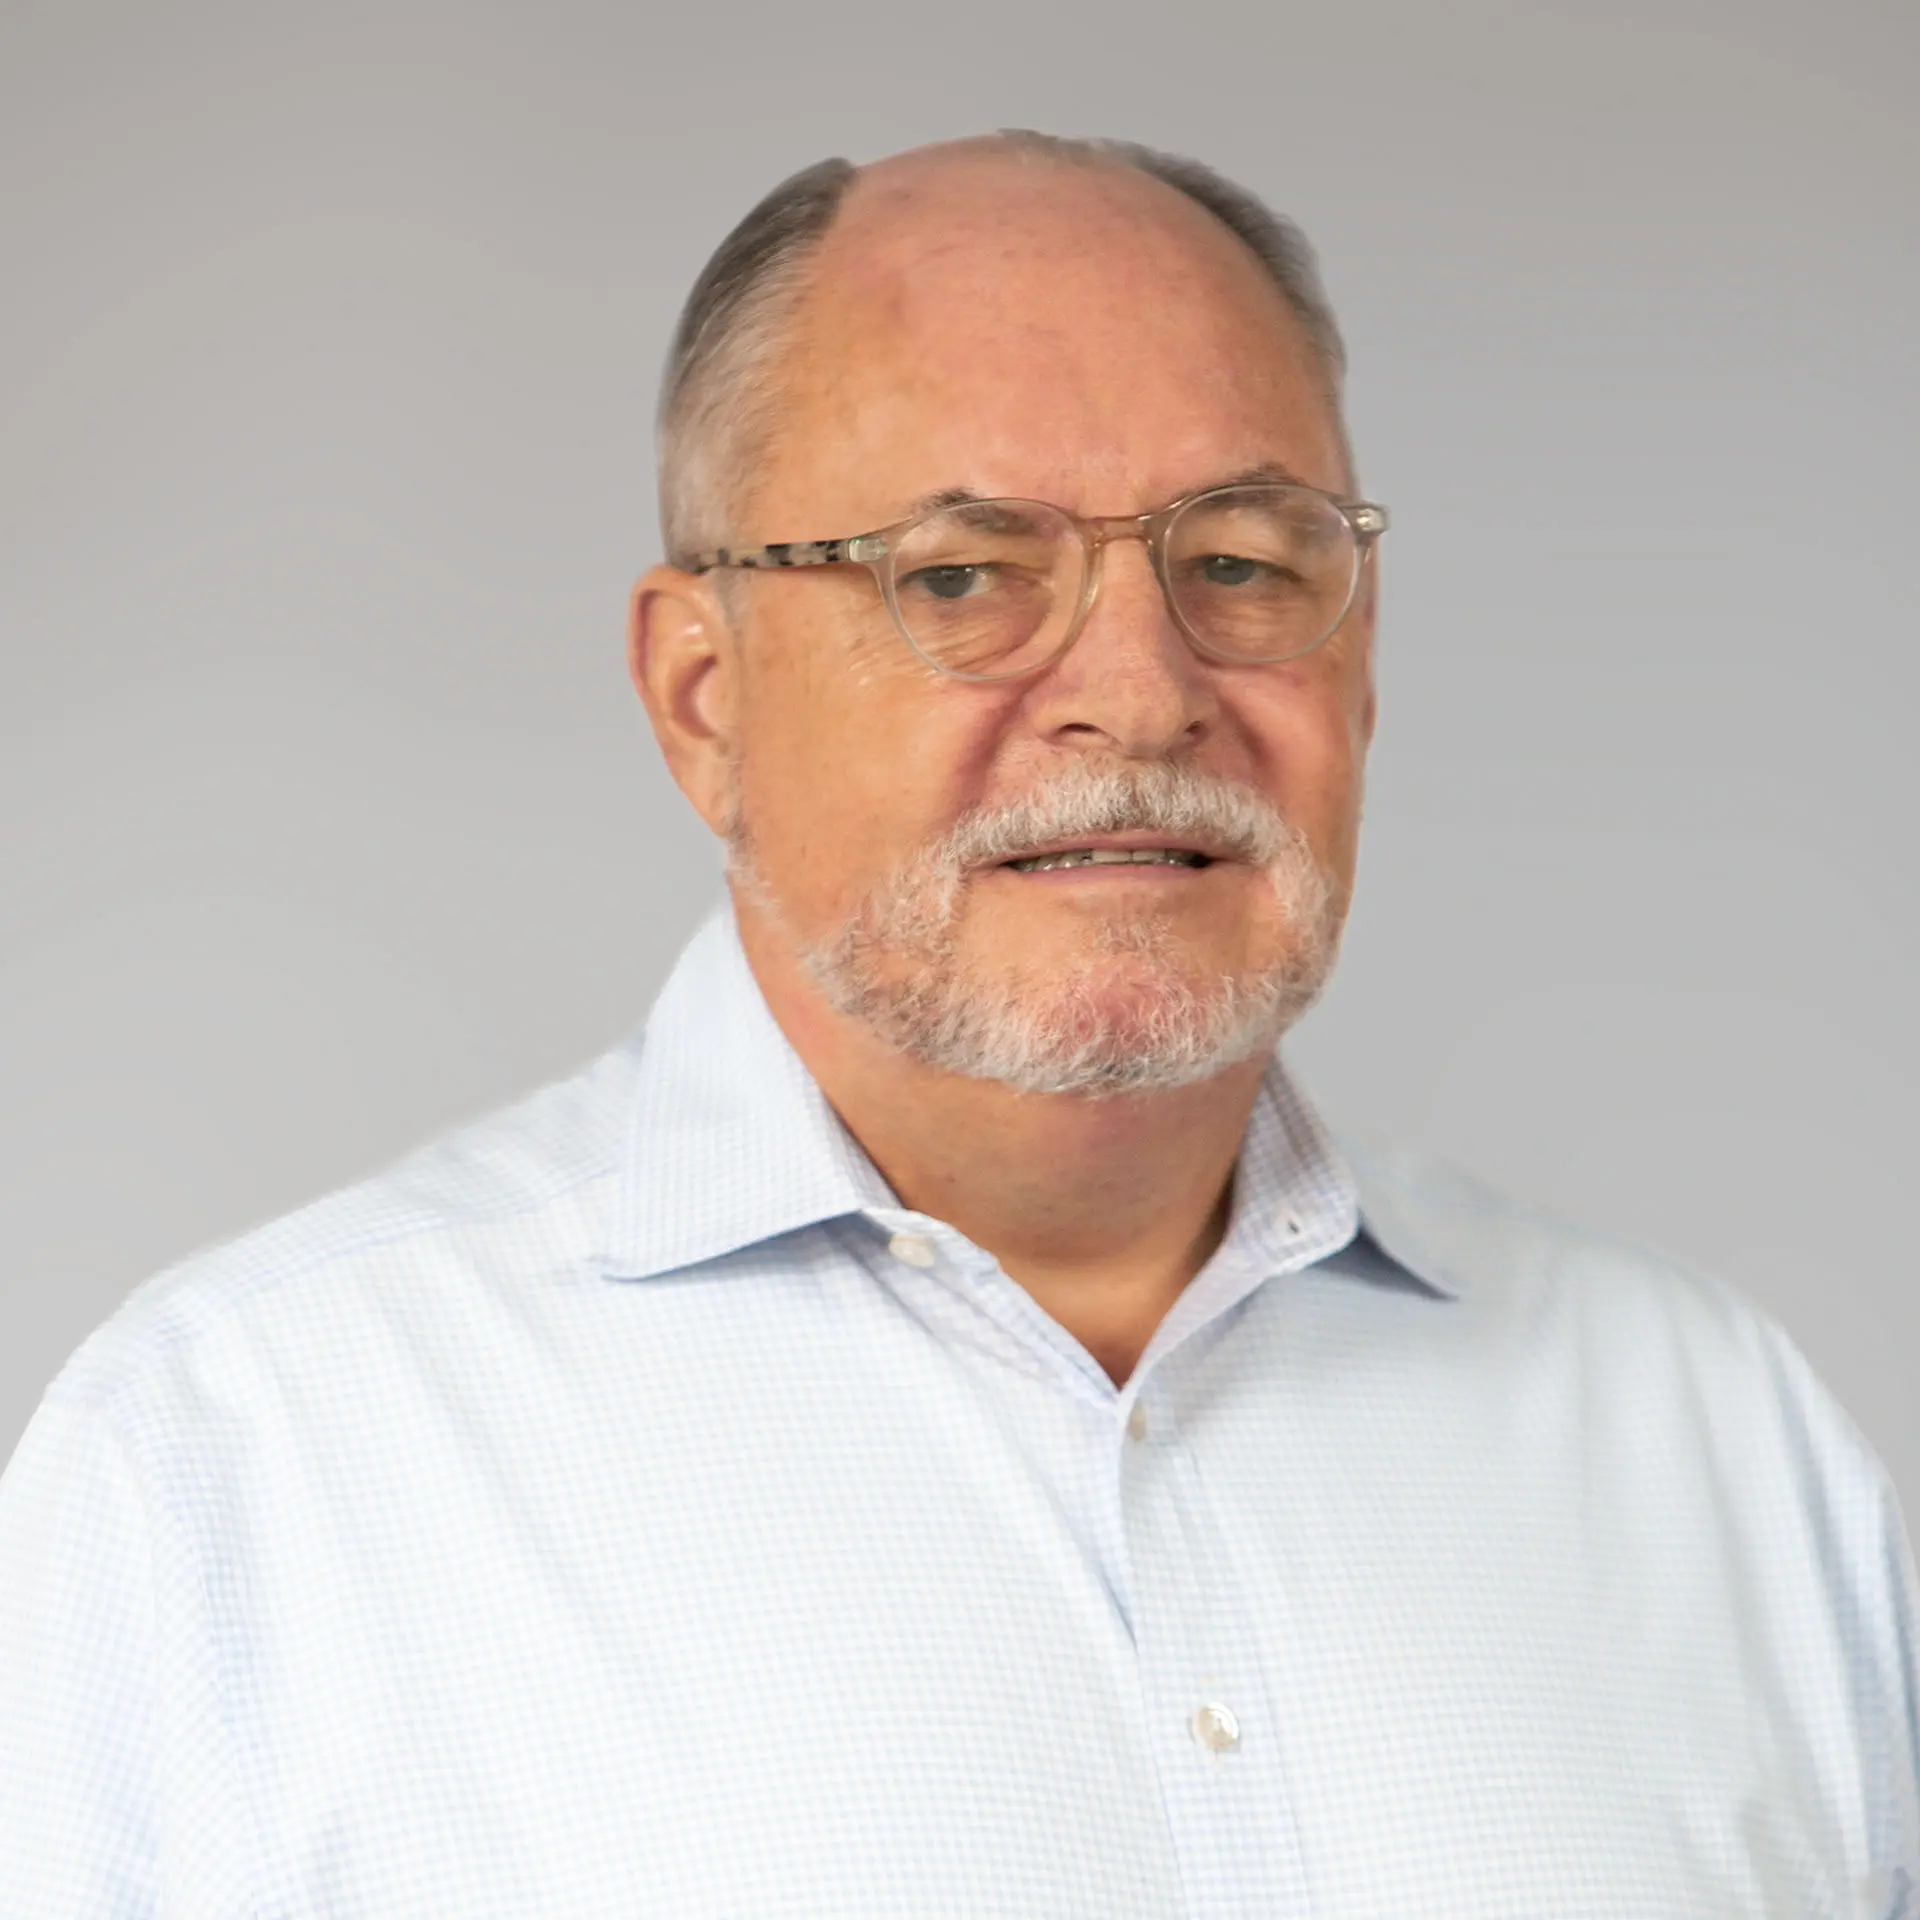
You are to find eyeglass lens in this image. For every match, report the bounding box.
[882,485,1360,680]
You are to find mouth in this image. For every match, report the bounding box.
[1001,843,1216,875]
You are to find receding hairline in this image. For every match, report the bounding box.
[812,142,1327,334]
[656,132,1351,562]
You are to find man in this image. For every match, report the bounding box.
[1,131,1914,1918]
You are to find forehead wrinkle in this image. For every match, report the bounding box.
[886,463,1322,527]
[792,282,1331,480]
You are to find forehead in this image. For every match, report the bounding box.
[760,156,1348,524]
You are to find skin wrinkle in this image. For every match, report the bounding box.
[895,462,1321,529]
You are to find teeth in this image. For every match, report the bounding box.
[1008,848,1207,873]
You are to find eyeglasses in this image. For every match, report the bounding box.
[681,481,1390,683]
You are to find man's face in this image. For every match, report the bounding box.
[715,155,1376,1092]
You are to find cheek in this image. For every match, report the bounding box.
[730,605,1010,912]
[1237,662,1372,850]
[733,702,884,902]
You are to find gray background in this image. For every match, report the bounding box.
[3,0,1914,1511]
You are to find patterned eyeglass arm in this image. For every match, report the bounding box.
[682,535,877,575]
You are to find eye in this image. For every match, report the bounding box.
[1189,553,1307,591]
[903,563,992,601]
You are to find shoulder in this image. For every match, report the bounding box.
[36,1033,647,1429]
[1342,1131,1896,1505]
[1346,1135,1920,1852]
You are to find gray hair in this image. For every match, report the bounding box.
[656,132,1349,564]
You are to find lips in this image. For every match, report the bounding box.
[1004,847,1212,873]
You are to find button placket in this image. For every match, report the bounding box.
[1119,1398,1313,1914]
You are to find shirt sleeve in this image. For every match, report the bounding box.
[1871,1471,1920,1919]
[1745,1305,1919,1915]
[0,1384,257,1917]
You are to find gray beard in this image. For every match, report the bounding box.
[730,760,1343,1098]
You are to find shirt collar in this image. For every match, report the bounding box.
[599,901,1462,1301]
[600,903,895,1280]
[1335,1133,1473,1300]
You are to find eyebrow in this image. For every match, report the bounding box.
[1216,460,1317,490]
[899,462,1319,523]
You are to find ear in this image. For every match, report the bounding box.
[628,564,741,837]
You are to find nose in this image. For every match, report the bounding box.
[1019,530,1219,759]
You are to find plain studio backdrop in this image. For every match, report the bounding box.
[1,0,1914,1516]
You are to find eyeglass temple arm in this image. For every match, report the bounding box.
[681,537,862,575]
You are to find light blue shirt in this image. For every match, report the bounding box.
[3,906,1915,1918]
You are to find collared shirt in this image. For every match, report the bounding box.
[2,906,1915,1919]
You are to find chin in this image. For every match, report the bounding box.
[818,921,1320,1099]
[981,899,1287,998]
[954,963,1297,1097]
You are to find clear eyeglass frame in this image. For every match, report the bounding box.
[679,481,1390,683]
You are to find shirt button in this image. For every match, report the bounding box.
[1126,1404,1150,1443]
[887,1232,937,1268]
[1190,1702,1241,1752]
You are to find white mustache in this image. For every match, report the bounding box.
[932,763,1292,873]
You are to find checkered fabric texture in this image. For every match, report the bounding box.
[3,905,1915,1916]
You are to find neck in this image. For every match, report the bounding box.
[735,895,1268,1386]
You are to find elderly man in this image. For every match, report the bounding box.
[2,132,1914,1918]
